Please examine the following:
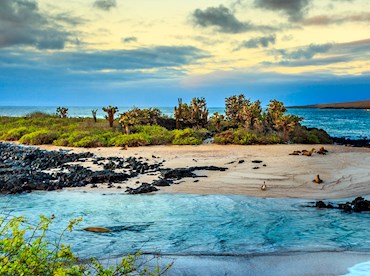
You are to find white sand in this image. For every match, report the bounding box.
[36,144,370,199]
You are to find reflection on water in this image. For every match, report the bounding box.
[0,191,369,259]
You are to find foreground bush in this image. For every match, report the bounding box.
[214,129,284,145]
[110,133,151,147]
[131,125,173,145]
[171,129,208,145]
[0,214,171,275]
[2,127,32,141]
[19,130,59,145]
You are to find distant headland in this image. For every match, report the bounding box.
[289,100,370,109]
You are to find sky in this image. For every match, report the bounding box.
[0,0,369,107]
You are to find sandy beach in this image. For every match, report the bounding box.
[35,144,370,199]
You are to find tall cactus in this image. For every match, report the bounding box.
[174,98,183,129]
[102,106,118,127]
[91,109,98,123]
[119,109,139,134]
[190,97,208,129]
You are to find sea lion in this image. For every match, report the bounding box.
[317,147,328,155]
[303,148,315,157]
[82,227,111,233]
[313,175,323,184]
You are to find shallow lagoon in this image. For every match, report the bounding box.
[1,191,369,259]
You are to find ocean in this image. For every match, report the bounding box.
[0,106,369,139]
[1,191,369,259]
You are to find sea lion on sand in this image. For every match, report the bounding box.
[313,175,323,184]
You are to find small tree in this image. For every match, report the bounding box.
[209,112,224,132]
[56,107,68,118]
[240,100,262,130]
[91,109,98,123]
[276,114,302,141]
[190,97,208,129]
[102,106,118,127]
[225,94,250,127]
[119,110,138,134]
[266,100,287,130]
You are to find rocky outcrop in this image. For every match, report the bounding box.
[0,142,161,194]
[161,166,227,180]
[313,197,370,213]
[126,183,158,194]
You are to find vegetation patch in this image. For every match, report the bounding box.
[0,95,333,147]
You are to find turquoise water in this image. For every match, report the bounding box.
[1,191,369,259]
[0,106,369,139]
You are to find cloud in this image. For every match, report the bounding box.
[303,12,370,26]
[254,0,311,22]
[0,45,209,72]
[121,36,138,43]
[93,0,117,11]
[238,34,276,49]
[191,5,274,33]
[264,38,370,67]
[0,0,76,50]
[275,43,333,60]
[263,56,352,67]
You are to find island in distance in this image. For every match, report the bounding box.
[289,99,370,109]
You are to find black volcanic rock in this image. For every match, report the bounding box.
[126,183,158,194]
[161,166,227,180]
[313,197,370,213]
[0,142,162,194]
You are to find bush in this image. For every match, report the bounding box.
[171,128,207,145]
[3,127,32,141]
[214,130,234,144]
[214,129,258,145]
[291,127,332,144]
[259,133,283,144]
[132,125,173,145]
[215,129,283,145]
[73,135,107,148]
[110,133,151,147]
[19,130,59,145]
[0,214,171,275]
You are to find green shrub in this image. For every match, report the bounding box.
[214,130,234,144]
[291,127,332,144]
[110,133,151,147]
[0,214,171,275]
[232,129,258,145]
[73,135,107,148]
[171,128,207,145]
[215,129,258,145]
[260,133,283,144]
[53,138,70,147]
[19,130,59,145]
[132,125,173,145]
[3,127,32,141]
[215,129,282,145]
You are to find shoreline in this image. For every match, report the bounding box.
[103,251,370,276]
[29,143,370,199]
